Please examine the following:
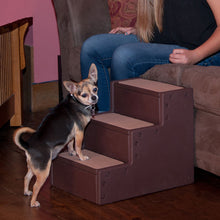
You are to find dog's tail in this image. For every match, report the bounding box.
[13,127,36,151]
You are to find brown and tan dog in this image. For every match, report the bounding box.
[13,63,98,207]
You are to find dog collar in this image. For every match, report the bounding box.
[70,94,96,117]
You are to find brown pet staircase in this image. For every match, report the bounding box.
[51,78,194,204]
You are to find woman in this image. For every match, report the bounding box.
[80,0,220,111]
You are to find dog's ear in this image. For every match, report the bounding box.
[88,63,98,83]
[63,81,77,94]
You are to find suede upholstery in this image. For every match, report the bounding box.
[53,0,220,176]
[52,0,111,96]
[141,64,220,176]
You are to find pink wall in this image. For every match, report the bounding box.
[0,0,32,25]
[0,0,60,83]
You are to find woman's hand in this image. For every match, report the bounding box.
[169,49,199,65]
[109,27,136,35]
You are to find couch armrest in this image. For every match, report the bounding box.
[140,64,220,115]
[53,0,111,47]
[53,0,111,85]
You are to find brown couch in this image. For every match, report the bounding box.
[53,0,220,176]
[53,0,111,97]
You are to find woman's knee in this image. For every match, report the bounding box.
[81,35,99,58]
[111,45,137,80]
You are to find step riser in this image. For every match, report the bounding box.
[51,158,99,203]
[52,157,128,204]
[84,121,132,163]
[112,82,162,124]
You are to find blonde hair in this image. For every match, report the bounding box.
[136,0,164,42]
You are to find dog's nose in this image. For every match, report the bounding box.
[91,96,97,101]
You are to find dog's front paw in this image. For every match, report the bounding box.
[80,155,89,161]
[24,190,33,196]
[31,201,40,208]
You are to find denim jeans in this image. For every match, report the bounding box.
[80,33,220,111]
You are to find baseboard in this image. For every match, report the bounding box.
[31,81,59,112]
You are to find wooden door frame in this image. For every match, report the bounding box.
[0,18,31,127]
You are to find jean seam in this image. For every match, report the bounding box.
[102,57,112,61]
[102,63,111,99]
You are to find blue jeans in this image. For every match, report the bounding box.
[80,33,220,111]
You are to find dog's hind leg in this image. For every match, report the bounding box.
[30,160,51,207]
[24,162,34,196]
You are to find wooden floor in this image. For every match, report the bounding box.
[1,110,220,220]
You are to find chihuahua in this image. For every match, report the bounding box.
[13,63,98,207]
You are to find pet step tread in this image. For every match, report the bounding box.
[59,149,124,170]
[119,78,183,92]
[94,113,154,130]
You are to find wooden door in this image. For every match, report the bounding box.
[0,20,29,127]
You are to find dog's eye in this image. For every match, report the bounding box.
[93,88,98,93]
[81,93,88,98]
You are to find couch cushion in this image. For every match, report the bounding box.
[108,0,137,28]
[195,110,220,176]
[140,64,220,115]
[140,64,192,86]
[181,65,220,115]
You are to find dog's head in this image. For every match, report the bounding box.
[63,63,98,106]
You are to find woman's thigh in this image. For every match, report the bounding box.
[111,43,184,80]
[198,52,220,66]
[80,33,139,68]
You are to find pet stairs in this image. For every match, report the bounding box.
[51,78,194,204]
